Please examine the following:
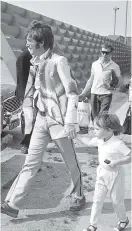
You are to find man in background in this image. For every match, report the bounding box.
[79,43,121,120]
[16,49,33,154]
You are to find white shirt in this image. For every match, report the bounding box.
[31,49,51,111]
[78,134,130,166]
[89,58,121,95]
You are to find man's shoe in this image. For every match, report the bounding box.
[1,202,19,218]
[21,145,28,154]
[69,195,86,211]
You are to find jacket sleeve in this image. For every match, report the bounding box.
[57,57,79,124]
[23,66,36,107]
[81,63,94,95]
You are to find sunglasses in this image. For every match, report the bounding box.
[101,51,111,55]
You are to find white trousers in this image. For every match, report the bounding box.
[5,113,83,207]
[90,166,127,226]
[22,106,34,134]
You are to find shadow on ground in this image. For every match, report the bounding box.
[10,209,83,224]
[78,198,131,218]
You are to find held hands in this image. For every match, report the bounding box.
[79,93,87,102]
[64,124,77,139]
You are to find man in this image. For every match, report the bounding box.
[16,49,33,154]
[80,43,121,120]
[1,20,86,217]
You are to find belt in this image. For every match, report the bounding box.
[38,110,46,117]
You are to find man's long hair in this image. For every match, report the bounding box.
[25,20,54,50]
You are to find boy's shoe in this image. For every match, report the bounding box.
[114,217,129,231]
[83,225,97,231]
[1,202,19,218]
[69,195,86,211]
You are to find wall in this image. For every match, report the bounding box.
[1,1,131,92]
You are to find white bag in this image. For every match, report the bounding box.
[77,101,91,127]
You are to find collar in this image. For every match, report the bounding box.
[30,48,52,66]
[98,57,113,66]
[103,134,114,143]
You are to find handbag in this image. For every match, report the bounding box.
[77,100,91,128]
[110,69,119,88]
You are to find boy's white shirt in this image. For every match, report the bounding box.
[77,134,131,166]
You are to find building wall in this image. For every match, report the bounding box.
[1,1,131,92]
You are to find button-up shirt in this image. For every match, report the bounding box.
[88,58,121,95]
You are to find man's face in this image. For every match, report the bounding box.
[101,47,111,62]
[26,36,38,56]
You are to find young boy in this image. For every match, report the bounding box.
[78,113,131,231]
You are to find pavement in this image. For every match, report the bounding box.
[1,89,131,231]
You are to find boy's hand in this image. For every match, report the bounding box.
[108,160,119,168]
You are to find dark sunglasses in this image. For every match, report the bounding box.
[101,51,111,55]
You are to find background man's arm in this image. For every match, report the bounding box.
[81,74,94,96]
[80,63,94,99]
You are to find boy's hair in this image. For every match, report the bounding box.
[94,113,123,135]
[25,20,54,50]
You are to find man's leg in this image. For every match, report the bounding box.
[55,137,85,211]
[99,94,112,114]
[91,94,100,120]
[2,114,51,215]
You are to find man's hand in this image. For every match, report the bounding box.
[107,86,116,91]
[79,93,87,102]
[64,124,77,139]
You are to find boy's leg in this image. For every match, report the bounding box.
[90,183,108,227]
[110,171,127,222]
[4,113,51,209]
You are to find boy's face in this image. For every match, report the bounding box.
[94,123,108,139]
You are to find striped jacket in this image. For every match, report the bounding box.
[23,52,79,139]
